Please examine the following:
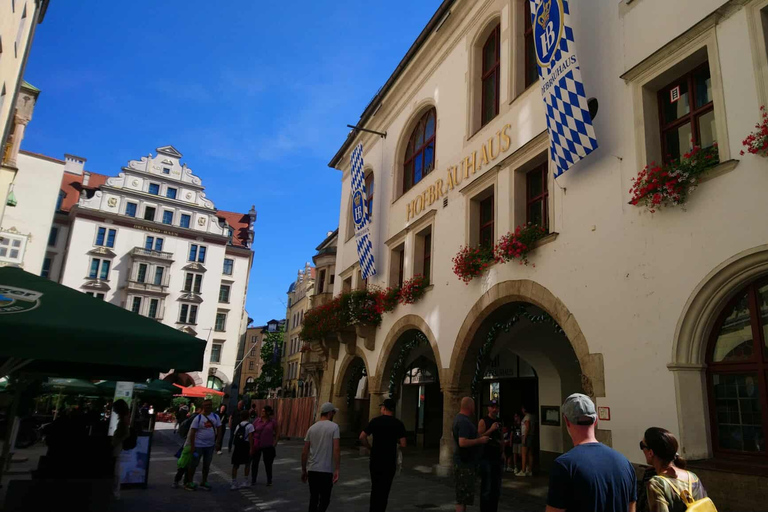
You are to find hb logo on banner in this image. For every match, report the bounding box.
[350,144,377,280]
[530,0,598,177]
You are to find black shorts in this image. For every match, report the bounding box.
[231,444,250,466]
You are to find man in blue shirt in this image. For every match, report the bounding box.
[546,394,637,512]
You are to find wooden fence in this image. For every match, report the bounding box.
[249,397,317,439]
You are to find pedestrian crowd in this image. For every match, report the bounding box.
[172,398,278,492]
[165,394,717,512]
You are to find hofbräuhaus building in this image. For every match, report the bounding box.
[307,0,768,508]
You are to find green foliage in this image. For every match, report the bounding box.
[254,327,284,398]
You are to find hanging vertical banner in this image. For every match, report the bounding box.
[531,0,598,177]
[350,144,377,280]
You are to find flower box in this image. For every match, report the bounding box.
[741,106,768,157]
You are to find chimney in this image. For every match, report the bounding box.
[63,154,86,175]
[82,171,90,187]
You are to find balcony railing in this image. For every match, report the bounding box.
[126,280,169,294]
[130,247,175,261]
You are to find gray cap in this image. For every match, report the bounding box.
[562,393,597,425]
[320,402,338,415]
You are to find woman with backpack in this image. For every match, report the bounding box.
[251,405,277,486]
[231,410,254,490]
[640,427,712,511]
[111,399,131,500]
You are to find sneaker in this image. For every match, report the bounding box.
[524,471,533,477]
[184,483,196,491]
[230,481,238,491]
[199,482,212,491]
[239,481,250,489]
[217,450,222,455]
[515,470,525,477]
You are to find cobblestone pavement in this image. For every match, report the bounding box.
[109,424,547,512]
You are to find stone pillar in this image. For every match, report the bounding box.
[4,117,28,167]
[317,358,336,418]
[437,386,465,476]
[369,390,387,421]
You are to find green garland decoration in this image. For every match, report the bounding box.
[471,306,565,397]
[388,330,429,399]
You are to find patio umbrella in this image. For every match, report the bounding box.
[173,384,225,397]
[43,378,99,395]
[96,379,175,398]
[0,267,206,380]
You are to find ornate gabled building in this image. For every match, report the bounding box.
[282,262,315,397]
[48,145,255,389]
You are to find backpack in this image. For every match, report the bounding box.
[122,426,138,450]
[234,422,250,449]
[657,475,717,512]
[178,413,198,439]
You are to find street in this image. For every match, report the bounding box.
[109,424,547,512]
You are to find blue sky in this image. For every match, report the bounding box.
[23,1,442,323]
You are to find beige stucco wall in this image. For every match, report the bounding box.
[329,0,768,466]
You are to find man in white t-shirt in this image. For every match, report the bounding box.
[302,402,340,512]
[189,399,222,490]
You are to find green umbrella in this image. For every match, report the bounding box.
[96,379,175,398]
[44,378,99,395]
[0,267,206,380]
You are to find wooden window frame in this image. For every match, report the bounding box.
[403,108,437,193]
[706,278,768,460]
[481,24,501,127]
[526,162,549,231]
[365,171,374,220]
[657,62,715,163]
[478,195,495,248]
[524,1,537,89]
[398,248,405,288]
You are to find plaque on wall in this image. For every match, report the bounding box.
[541,406,561,427]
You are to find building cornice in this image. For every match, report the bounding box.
[99,184,216,215]
[120,166,205,191]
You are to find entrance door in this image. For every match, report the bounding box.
[422,383,443,449]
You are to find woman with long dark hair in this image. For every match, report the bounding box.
[111,399,131,500]
[640,427,709,512]
[251,405,278,486]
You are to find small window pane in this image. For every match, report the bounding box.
[480,197,493,225]
[166,188,177,200]
[662,80,690,124]
[758,284,768,361]
[697,110,717,150]
[154,267,164,286]
[162,211,173,225]
[528,200,544,227]
[148,183,160,195]
[100,260,110,280]
[405,140,414,160]
[424,142,435,176]
[414,155,423,184]
[483,32,497,72]
[416,123,425,147]
[712,373,764,453]
[664,122,693,162]
[482,76,497,125]
[425,113,436,139]
[712,292,755,363]
[137,264,147,283]
[180,214,191,228]
[525,38,538,87]
[694,66,713,108]
[528,170,543,198]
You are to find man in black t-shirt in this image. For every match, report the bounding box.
[478,400,503,512]
[359,398,406,512]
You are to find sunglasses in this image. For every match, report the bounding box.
[639,441,648,451]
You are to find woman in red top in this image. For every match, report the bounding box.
[251,405,278,486]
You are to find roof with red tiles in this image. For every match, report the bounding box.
[216,210,251,248]
[58,171,109,213]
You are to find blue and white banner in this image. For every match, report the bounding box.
[530,0,598,177]
[350,144,377,280]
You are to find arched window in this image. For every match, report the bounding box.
[403,108,436,193]
[206,375,224,391]
[481,24,501,126]
[707,279,768,457]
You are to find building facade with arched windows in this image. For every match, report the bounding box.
[318,0,768,507]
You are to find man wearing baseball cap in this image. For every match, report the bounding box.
[359,398,406,512]
[545,394,636,512]
[302,402,341,512]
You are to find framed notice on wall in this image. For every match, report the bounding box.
[541,406,561,426]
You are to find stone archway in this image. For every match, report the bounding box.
[332,348,371,434]
[439,280,604,469]
[671,244,768,460]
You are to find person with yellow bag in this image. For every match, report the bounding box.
[640,427,716,512]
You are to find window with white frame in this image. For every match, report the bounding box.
[42,256,52,279]
[162,210,174,225]
[469,186,495,250]
[95,227,116,248]
[136,263,148,283]
[178,303,198,324]
[219,284,231,303]
[0,233,26,264]
[143,205,156,221]
[166,187,177,200]
[215,312,227,332]
[14,4,26,58]
[148,183,160,195]
[180,214,191,228]
[188,244,206,263]
[125,202,137,218]
[415,226,433,283]
[223,258,234,275]
[148,298,160,319]
[183,272,203,293]
[130,297,142,314]
[145,236,164,252]
[210,343,222,363]
[48,227,58,247]
[88,258,111,280]
[153,266,165,286]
